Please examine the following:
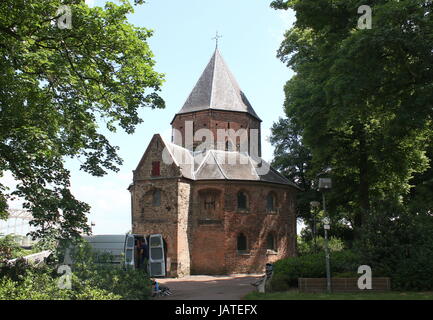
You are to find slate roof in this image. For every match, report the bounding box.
[174,49,261,121]
[161,136,298,188]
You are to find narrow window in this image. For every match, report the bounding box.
[237,233,247,252]
[237,191,247,210]
[204,194,215,210]
[266,192,275,211]
[151,161,160,176]
[152,190,161,206]
[266,233,276,251]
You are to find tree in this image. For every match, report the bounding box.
[270,117,356,244]
[271,0,433,238]
[270,118,316,228]
[0,0,165,240]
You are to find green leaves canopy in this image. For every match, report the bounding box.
[0,0,165,239]
[271,0,433,235]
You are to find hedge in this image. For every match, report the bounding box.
[270,250,361,292]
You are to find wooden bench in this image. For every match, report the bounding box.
[298,277,391,293]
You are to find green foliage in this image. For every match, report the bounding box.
[269,0,433,292]
[245,290,433,300]
[355,202,433,291]
[270,250,360,291]
[297,235,345,256]
[0,0,165,241]
[270,0,433,238]
[270,118,318,228]
[0,267,121,300]
[0,235,30,264]
[0,241,151,300]
[68,241,151,300]
[332,271,359,278]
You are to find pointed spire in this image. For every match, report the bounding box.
[175,49,261,121]
[212,31,222,49]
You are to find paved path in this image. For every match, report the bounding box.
[155,274,262,300]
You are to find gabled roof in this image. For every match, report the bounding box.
[174,49,261,121]
[160,136,299,188]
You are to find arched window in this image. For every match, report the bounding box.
[152,190,161,206]
[204,194,216,210]
[198,189,221,220]
[266,233,276,251]
[237,191,248,210]
[266,192,276,212]
[237,233,247,252]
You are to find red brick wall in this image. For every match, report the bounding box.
[131,135,184,276]
[171,110,261,156]
[189,181,297,275]
[131,134,297,277]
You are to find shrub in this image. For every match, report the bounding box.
[0,240,151,300]
[0,268,121,300]
[270,250,361,291]
[332,271,359,278]
[0,235,25,264]
[69,241,151,300]
[355,202,433,291]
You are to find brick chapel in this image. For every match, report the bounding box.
[129,48,298,277]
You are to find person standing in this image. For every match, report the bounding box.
[140,239,148,271]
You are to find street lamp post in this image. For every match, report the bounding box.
[319,177,332,294]
[310,201,321,253]
[323,215,331,294]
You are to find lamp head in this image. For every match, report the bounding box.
[318,178,332,191]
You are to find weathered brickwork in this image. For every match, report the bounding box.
[171,110,262,156]
[129,49,297,276]
[190,181,296,274]
[130,140,297,276]
[176,181,192,277]
[130,135,182,276]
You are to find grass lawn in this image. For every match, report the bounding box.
[244,289,433,300]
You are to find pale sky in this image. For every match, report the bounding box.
[1,0,299,235]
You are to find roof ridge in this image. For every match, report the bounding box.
[247,155,260,180]
[211,150,228,180]
[209,49,217,108]
[193,150,212,176]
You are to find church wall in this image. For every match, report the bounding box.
[188,180,297,275]
[223,182,297,274]
[177,180,192,277]
[131,135,184,276]
[131,179,179,276]
[127,48,300,277]
[133,135,181,181]
[189,184,227,274]
[171,110,261,155]
[130,134,297,276]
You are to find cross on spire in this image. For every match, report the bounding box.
[212,31,222,49]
